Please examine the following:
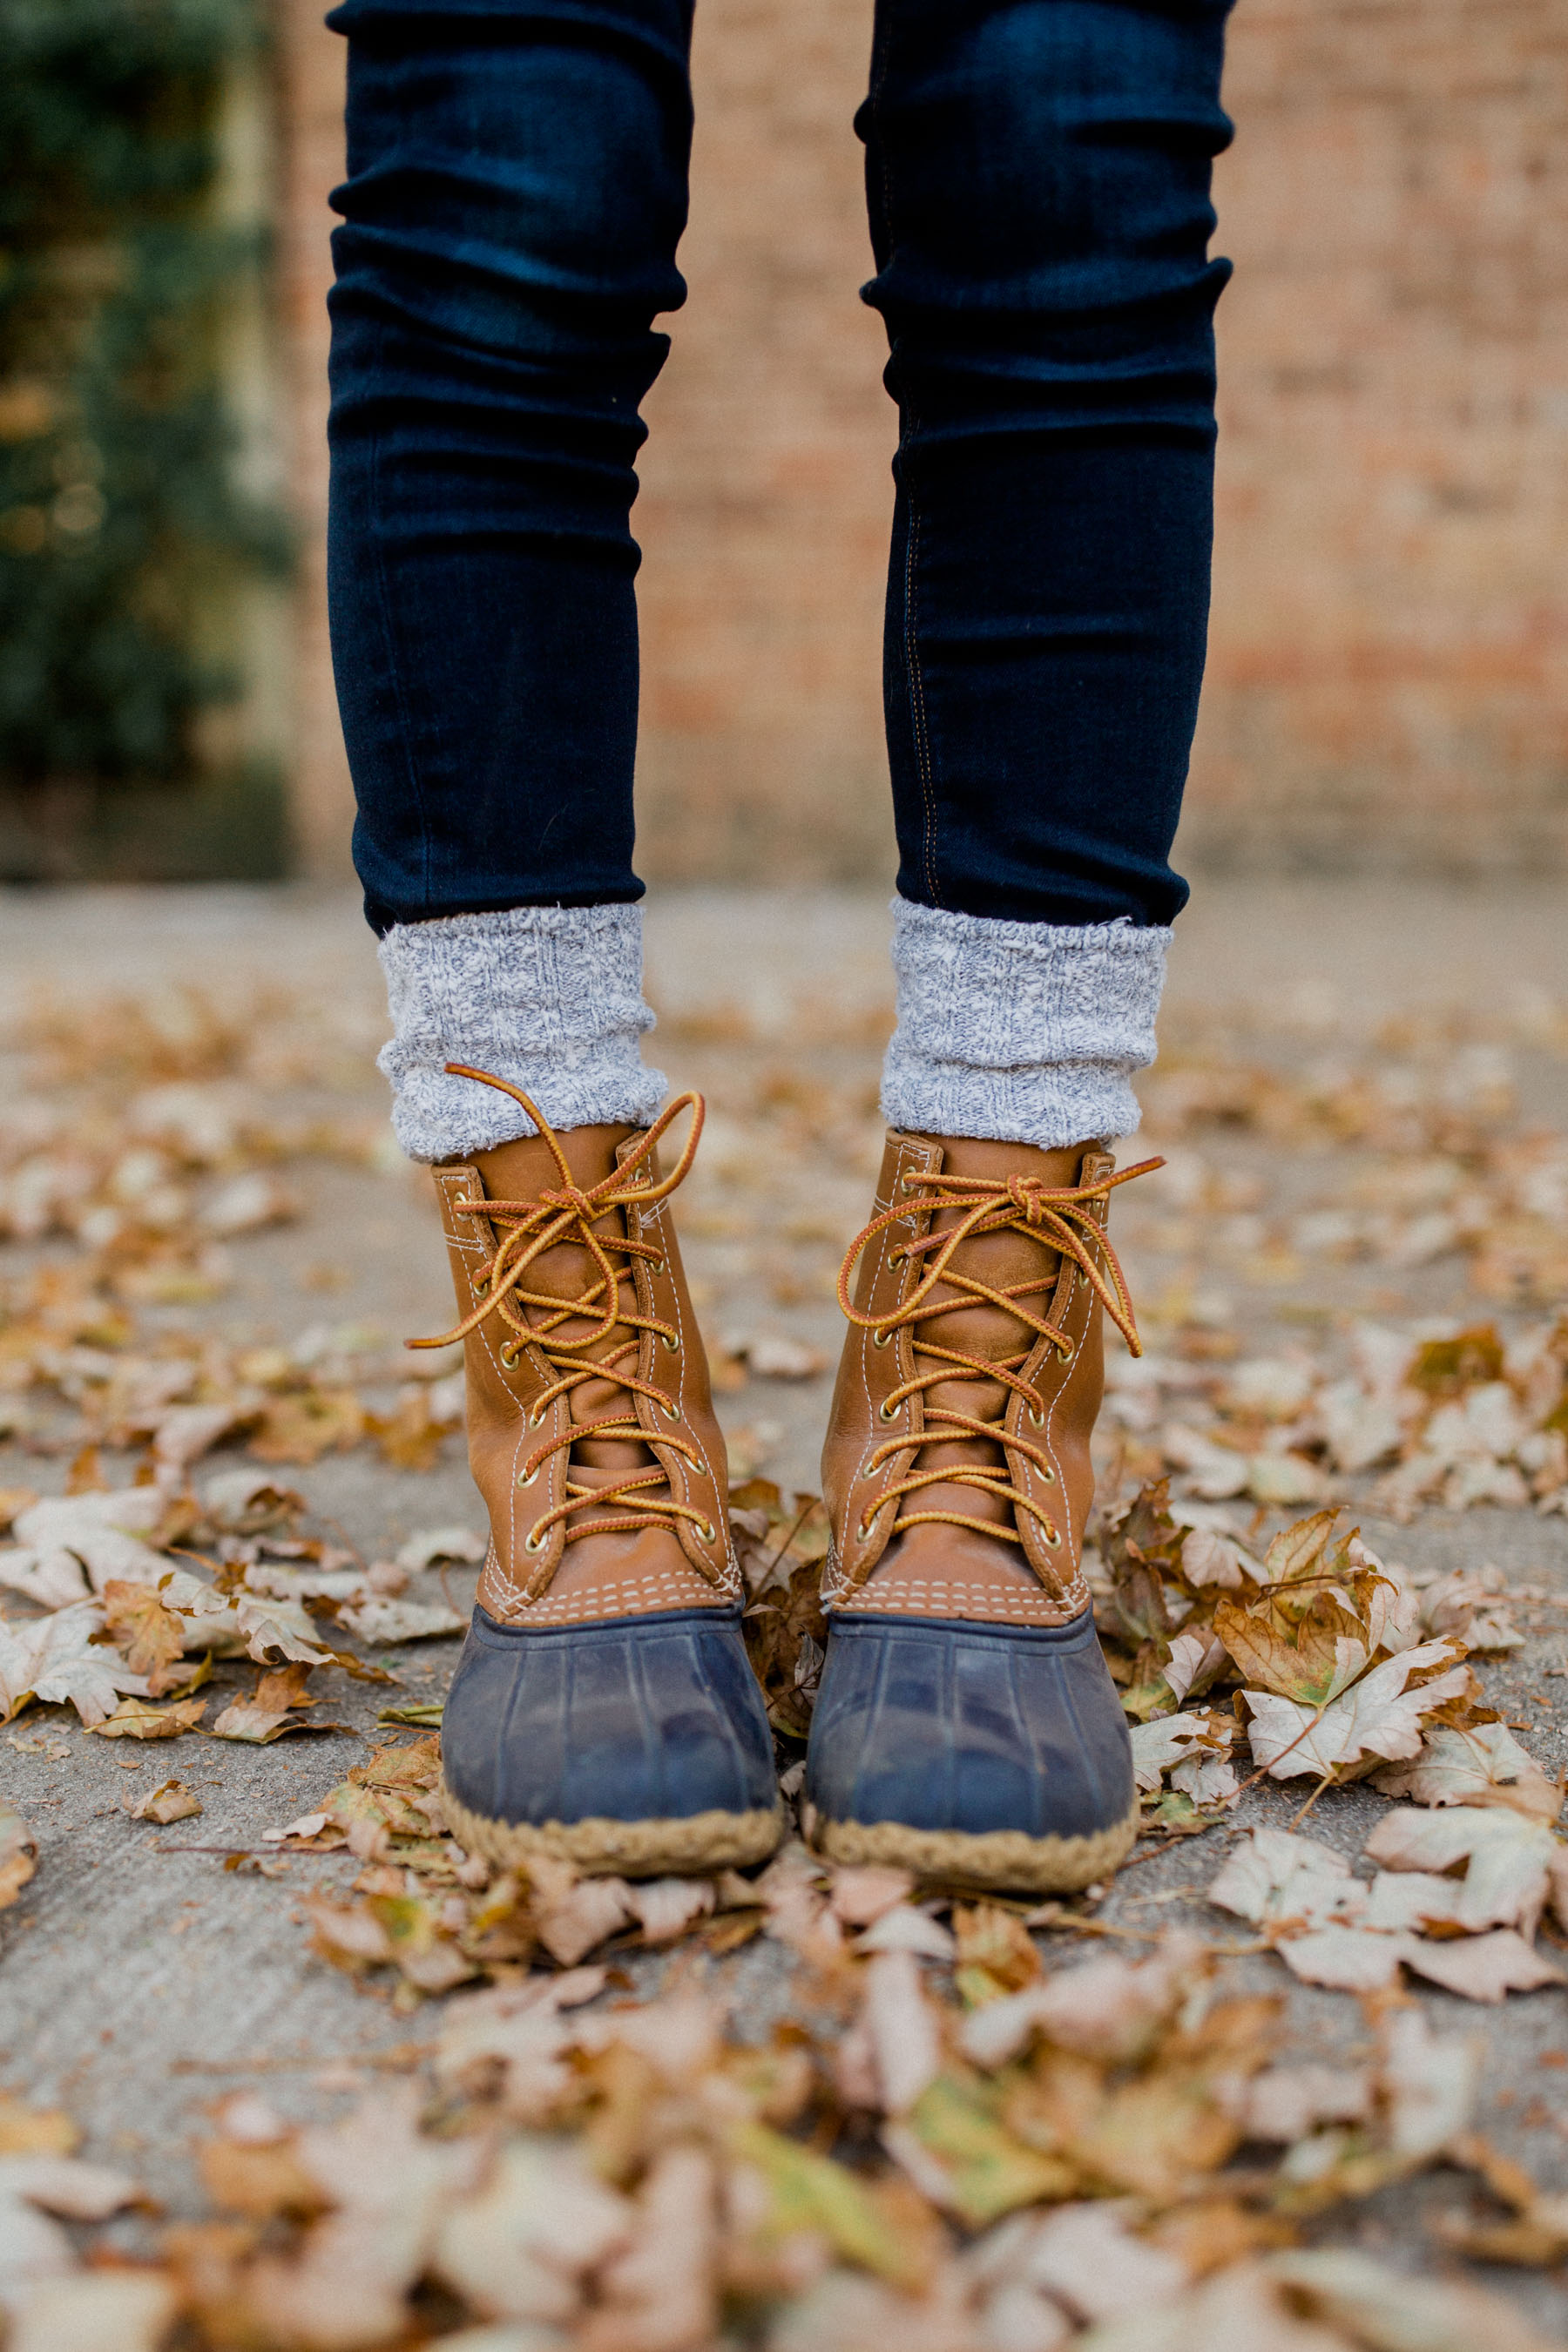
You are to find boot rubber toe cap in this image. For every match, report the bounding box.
[440,1605,782,1876]
[803,1609,1137,1892]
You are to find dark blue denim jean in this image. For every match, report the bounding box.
[326,0,1233,936]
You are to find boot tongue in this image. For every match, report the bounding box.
[471,1123,658,1501]
[903,1135,1087,1531]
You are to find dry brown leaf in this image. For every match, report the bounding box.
[125,1778,202,1825]
[1374,1720,1562,1825]
[0,1799,37,1909]
[1401,1928,1566,2003]
[1363,1805,1566,1937]
[89,1695,207,1740]
[433,2134,631,2323]
[577,2142,719,2352]
[961,1934,1207,2071]
[98,1578,190,1693]
[249,1389,366,1466]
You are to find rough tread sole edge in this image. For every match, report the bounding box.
[803,1796,1139,1894]
[442,1778,785,1879]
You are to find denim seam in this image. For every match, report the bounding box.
[364,313,433,914]
[903,483,941,907]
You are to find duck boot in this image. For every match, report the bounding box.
[418,1069,782,1876]
[805,1131,1159,1892]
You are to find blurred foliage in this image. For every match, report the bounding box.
[0,0,290,797]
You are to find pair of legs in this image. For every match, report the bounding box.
[326,0,1233,1889]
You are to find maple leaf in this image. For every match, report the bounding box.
[1363,1805,1568,1938]
[1240,1638,1470,1781]
[0,1601,149,1727]
[99,1578,187,1694]
[1213,1511,1398,1706]
[1374,1720,1562,1825]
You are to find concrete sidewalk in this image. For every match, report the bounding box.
[1,875,1566,2335]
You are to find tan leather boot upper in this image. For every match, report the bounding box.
[418,1079,741,1629]
[821,1130,1155,1628]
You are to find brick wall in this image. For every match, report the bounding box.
[284,0,1568,884]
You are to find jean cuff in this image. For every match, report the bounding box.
[879,899,1170,1147]
[376,904,667,1161]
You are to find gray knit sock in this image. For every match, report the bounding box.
[376,904,666,1161]
[880,899,1170,1147]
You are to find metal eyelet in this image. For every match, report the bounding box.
[473,1270,491,1295]
[517,1463,539,1489]
[661,1396,679,1421]
[871,1327,890,1349]
[659,1330,679,1353]
[499,1340,522,1369]
[528,1407,545,1429]
[878,1399,896,1423]
[1028,1404,1044,1429]
[648,1254,666,1275]
[1044,1528,1063,1549]
[698,1519,716,1544]
[857,1514,875,1540]
[1040,1465,1056,1484]
[523,1530,545,1554]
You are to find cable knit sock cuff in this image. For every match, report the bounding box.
[880,899,1171,1147]
[376,904,667,1161]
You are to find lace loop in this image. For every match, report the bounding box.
[409,1069,718,1565]
[837,1152,1160,1554]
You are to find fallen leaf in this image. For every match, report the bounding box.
[125,1778,202,1825]
[620,1876,716,1946]
[0,1801,37,1909]
[862,1950,942,2117]
[577,2142,718,2352]
[1267,2245,1562,2352]
[1241,1639,1470,1781]
[338,1595,465,1646]
[1363,1805,1565,1936]
[961,1936,1206,2070]
[855,1906,956,1963]
[99,1578,189,1693]
[1401,1928,1566,2004]
[1374,1720,1562,1825]
[1275,1926,1408,1994]
[0,1601,150,1727]
[88,1695,206,1741]
[433,2132,631,2323]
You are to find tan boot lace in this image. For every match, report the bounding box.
[410,1067,719,1560]
[837,1155,1161,1551]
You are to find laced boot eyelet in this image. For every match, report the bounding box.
[648,1254,666,1275]
[517,1463,539,1489]
[857,1510,876,1540]
[870,1327,891,1349]
[1044,1528,1063,1549]
[527,1407,545,1429]
[1040,1464,1056,1484]
[499,1339,522,1369]
[659,1330,679,1354]
[878,1399,897,1423]
[472,1270,492,1296]
[1028,1402,1044,1428]
[698,1518,716,1544]
[523,1530,545,1555]
[660,1396,679,1422]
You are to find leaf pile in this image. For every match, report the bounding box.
[0,1472,469,1728]
[1102,1316,1568,1518]
[3,1876,1563,2349]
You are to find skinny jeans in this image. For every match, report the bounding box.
[326,0,1233,938]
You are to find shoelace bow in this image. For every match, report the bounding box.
[837,1155,1161,1553]
[410,1067,718,1563]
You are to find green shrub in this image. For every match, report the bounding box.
[0,0,289,795]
